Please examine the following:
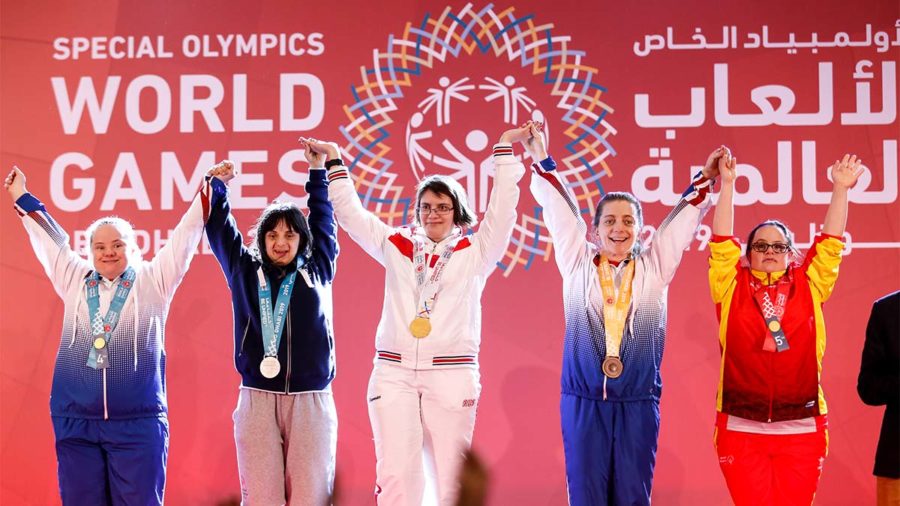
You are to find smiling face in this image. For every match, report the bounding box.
[418,189,456,242]
[91,224,130,280]
[595,199,640,261]
[264,219,301,267]
[748,225,792,273]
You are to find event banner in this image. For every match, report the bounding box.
[1,1,897,504]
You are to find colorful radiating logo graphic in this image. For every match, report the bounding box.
[338,3,616,276]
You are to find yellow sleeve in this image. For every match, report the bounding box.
[708,237,742,304]
[804,235,843,302]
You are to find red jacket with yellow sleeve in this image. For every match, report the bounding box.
[708,234,843,422]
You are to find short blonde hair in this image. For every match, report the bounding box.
[85,216,143,265]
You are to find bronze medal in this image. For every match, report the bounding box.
[602,356,623,378]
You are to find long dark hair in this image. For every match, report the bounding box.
[248,201,313,268]
[414,175,477,228]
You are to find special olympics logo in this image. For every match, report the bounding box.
[338,3,617,277]
[406,75,544,212]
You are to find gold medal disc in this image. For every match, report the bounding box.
[768,320,781,332]
[409,317,432,339]
[602,356,623,378]
[93,337,107,350]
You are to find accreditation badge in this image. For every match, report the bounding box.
[260,356,281,379]
[602,356,623,379]
[409,317,432,339]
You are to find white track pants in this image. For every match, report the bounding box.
[367,362,481,506]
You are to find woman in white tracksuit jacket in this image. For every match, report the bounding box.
[303,126,528,505]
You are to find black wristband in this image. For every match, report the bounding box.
[325,158,344,169]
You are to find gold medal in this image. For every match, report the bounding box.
[93,337,106,350]
[768,320,781,332]
[409,317,432,339]
[602,356,623,378]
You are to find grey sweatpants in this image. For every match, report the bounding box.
[233,388,338,506]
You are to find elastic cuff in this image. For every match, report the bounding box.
[710,234,737,243]
[14,193,43,213]
[492,144,514,157]
[327,166,350,182]
[538,156,557,172]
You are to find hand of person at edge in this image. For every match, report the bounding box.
[4,166,26,200]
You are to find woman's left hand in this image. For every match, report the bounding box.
[831,154,864,189]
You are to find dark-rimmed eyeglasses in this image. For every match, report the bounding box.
[418,205,454,215]
[750,242,790,254]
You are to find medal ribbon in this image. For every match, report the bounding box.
[412,231,462,322]
[85,267,137,369]
[750,271,792,352]
[257,267,297,358]
[597,256,635,360]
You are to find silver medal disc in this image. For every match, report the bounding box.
[260,356,281,379]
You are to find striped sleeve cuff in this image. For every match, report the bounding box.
[327,164,350,182]
[682,170,715,206]
[492,144,514,157]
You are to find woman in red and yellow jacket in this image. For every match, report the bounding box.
[708,149,863,506]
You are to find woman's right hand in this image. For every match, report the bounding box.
[704,146,735,183]
[4,166,26,200]
[206,160,236,185]
[521,121,548,161]
[299,137,341,165]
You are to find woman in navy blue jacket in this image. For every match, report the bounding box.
[204,153,339,505]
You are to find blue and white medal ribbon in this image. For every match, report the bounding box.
[85,267,136,370]
[257,267,297,378]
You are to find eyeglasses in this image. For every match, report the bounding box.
[417,205,454,215]
[750,242,790,254]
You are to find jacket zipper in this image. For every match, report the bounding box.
[284,306,292,394]
[238,320,251,356]
[103,368,109,419]
[766,273,774,423]
[767,352,774,422]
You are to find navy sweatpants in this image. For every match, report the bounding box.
[52,416,169,505]
[561,395,660,506]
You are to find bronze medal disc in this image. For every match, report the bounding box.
[602,356,623,378]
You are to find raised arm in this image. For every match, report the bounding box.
[645,147,719,286]
[305,138,393,265]
[297,138,338,282]
[707,148,741,303]
[801,155,862,301]
[5,166,89,297]
[473,126,528,274]
[822,154,863,236]
[145,163,213,300]
[524,123,592,276]
[711,146,735,237]
[204,160,253,285]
